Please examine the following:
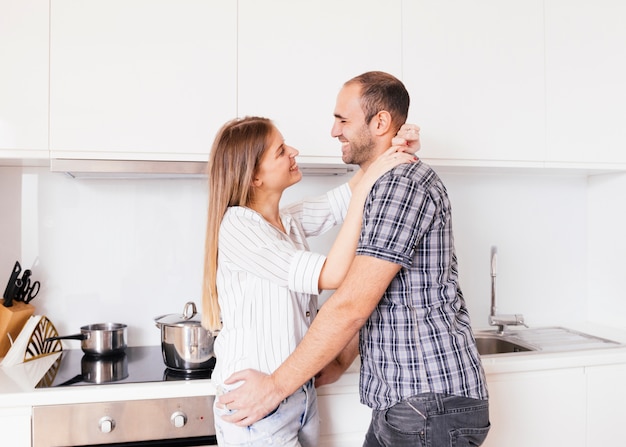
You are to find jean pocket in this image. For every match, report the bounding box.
[213,401,236,417]
[384,400,428,435]
[450,423,491,447]
[261,405,279,420]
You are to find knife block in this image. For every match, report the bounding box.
[0,301,35,357]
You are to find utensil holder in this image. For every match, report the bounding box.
[0,301,35,357]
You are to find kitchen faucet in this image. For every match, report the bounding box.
[489,246,527,334]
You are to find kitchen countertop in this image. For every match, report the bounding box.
[477,321,626,375]
[2,322,626,410]
[0,347,217,409]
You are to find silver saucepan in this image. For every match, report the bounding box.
[154,302,216,372]
[46,322,127,356]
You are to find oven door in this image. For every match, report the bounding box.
[32,396,217,447]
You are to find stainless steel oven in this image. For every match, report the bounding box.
[32,346,217,446]
[32,396,217,446]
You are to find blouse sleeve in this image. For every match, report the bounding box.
[280,183,351,238]
[219,209,326,295]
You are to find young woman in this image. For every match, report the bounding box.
[202,116,417,447]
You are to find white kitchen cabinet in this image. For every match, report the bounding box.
[318,365,588,447]
[0,0,49,160]
[318,392,371,447]
[0,407,31,447]
[586,363,626,446]
[237,0,403,161]
[483,367,586,447]
[545,0,626,165]
[49,0,237,162]
[402,0,546,165]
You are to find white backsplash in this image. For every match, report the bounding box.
[587,172,626,328]
[0,165,597,347]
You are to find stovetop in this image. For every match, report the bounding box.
[35,346,215,388]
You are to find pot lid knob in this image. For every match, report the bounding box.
[182,301,197,320]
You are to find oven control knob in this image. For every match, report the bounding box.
[98,416,115,434]
[171,411,187,428]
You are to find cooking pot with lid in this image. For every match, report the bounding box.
[154,301,216,372]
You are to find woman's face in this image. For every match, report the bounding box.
[253,127,302,194]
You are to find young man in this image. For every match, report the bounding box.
[219,71,490,447]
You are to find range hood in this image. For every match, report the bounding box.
[50,158,355,179]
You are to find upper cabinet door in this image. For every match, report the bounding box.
[402,0,546,165]
[237,0,403,161]
[0,0,49,158]
[50,0,237,162]
[545,0,626,165]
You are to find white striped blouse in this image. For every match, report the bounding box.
[211,183,351,386]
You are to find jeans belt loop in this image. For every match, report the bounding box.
[435,393,445,413]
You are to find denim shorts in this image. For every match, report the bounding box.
[363,393,490,447]
[214,380,319,447]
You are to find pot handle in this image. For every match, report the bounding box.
[45,333,87,342]
[183,301,197,320]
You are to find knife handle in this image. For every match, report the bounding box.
[2,261,21,301]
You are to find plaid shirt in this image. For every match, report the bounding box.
[356,160,488,410]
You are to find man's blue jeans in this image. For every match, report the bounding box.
[363,393,490,447]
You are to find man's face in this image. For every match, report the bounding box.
[331,83,376,167]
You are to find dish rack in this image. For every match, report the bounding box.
[1,315,63,367]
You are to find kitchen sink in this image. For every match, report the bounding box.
[473,326,623,356]
[475,334,536,355]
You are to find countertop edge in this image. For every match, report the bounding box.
[2,322,626,409]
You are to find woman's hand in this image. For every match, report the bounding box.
[359,146,416,190]
[392,123,421,154]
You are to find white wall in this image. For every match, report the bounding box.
[587,172,626,328]
[439,169,588,328]
[0,168,21,265]
[0,164,590,347]
[2,166,208,346]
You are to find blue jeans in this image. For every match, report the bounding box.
[363,393,490,447]
[214,380,319,447]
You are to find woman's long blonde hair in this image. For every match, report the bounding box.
[202,117,274,331]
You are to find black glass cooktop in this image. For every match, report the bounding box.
[35,346,215,388]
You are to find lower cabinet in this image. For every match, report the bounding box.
[317,392,371,447]
[2,362,622,447]
[586,363,626,447]
[483,367,586,447]
[317,364,604,447]
[0,406,31,447]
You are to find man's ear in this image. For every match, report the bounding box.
[371,110,393,136]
